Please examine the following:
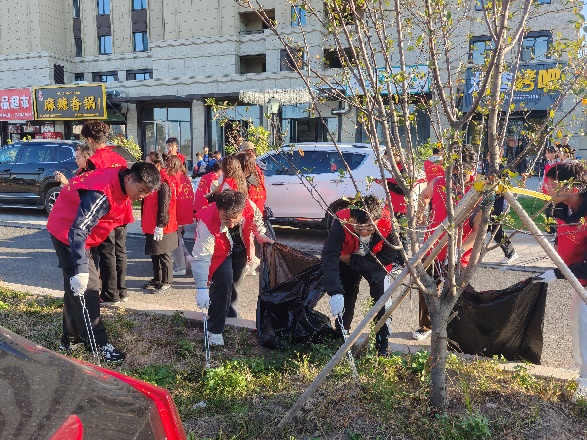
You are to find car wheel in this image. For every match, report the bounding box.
[324,200,349,230]
[45,187,61,214]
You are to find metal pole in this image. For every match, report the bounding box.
[278,187,483,428]
[503,190,587,305]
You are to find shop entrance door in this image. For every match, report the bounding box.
[141,107,192,165]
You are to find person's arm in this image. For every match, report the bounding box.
[249,200,273,243]
[461,210,482,252]
[416,178,435,225]
[68,190,111,275]
[190,220,216,289]
[156,182,171,228]
[321,219,346,296]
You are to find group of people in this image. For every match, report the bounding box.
[192,146,223,178]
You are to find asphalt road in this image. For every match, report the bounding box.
[0,207,577,372]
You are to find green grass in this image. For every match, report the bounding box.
[505,195,550,232]
[1,285,587,439]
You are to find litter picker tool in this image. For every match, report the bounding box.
[336,314,360,383]
[203,309,211,369]
[79,295,101,366]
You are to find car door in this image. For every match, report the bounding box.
[0,144,22,198]
[260,150,296,218]
[8,143,53,205]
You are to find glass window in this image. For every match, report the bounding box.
[58,146,75,162]
[469,37,494,64]
[280,48,306,71]
[92,72,118,82]
[126,69,152,80]
[291,6,306,26]
[154,108,167,120]
[168,107,190,121]
[74,73,85,81]
[264,151,294,176]
[0,145,20,164]
[21,145,52,164]
[99,35,112,54]
[73,0,80,18]
[74,38,83,57]
[132,0,147,9]
[522,33,550,61]
[133,32,148,52]
[475,0,487,11]
[97,0,110,14]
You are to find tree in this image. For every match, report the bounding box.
[238,0,587,409]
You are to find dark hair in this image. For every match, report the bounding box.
[211,161,221,172]
[76,144,92,158]
[459,144,476,173]
[213,151,221,156]
[216,189,247,217]
[146,151,165,168]
[166,155,183,176]
[237,151,259,179]
[221,155,248,195]
[81,120,111,144]
[166,137,179,146]
[432,148,440,155]
[128,162,161,191]
[350,195,383,223]
[546,145,558,154]
[545,161,587,189]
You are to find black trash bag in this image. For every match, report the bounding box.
[447,278,548,364]
[256,241,336,349]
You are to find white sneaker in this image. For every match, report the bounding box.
[573,377,587,403]
[412,328,432,341]
[499,251,519,265]
[207,332,224,346]
[245,256,261,276]
[173,269,187,276]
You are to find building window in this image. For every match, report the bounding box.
[73,0,80,18]
[522,32,551,61]
[92,71,118,82]
[99,35,112,54]
[74,37,83,57]
[74,73,85,82]
[469,37,494,64]
[133,32,148,52]
[54,64,65,84]
[291,6,306,26]
[132,0,147,9]
[98,0,110,15]
[280,48,307,71]
[324,48,356,68]
[127,69,152,80]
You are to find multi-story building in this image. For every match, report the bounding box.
[0,0,582,167]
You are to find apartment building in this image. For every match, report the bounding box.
[0,0,582,166]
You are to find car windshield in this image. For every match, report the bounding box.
[0,145,20,164]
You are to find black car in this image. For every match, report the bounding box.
[0,140,136,213]
[0,325,187,439]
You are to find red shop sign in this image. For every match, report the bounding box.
[0,88,33,120]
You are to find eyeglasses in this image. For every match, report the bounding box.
[349,223,376,232]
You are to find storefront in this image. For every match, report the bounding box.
[208,104,262,153]
[0,88,35,144]
[280,103,340,143]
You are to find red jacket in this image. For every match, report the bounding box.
[337,208,393,255]
[557,219,587,285]
[248,165,267,212]
[424,158,444,183]
[141,169,178,234]
[174,172,194,226]
[47,168,128,247]
[193,171,220,215]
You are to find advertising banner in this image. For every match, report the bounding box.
[0,88,33,120]
[33,84,107,120]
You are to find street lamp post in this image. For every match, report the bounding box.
[267,97,280,147]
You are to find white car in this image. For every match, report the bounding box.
[257,143,393,227]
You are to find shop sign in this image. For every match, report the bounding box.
[0,88,33,120]
[346,65,430,96]
[32,84,107,120]
[462,62,563,112]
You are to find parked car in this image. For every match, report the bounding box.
[0,140,135,213]
[0,324,187,439]
[258,142,407,228]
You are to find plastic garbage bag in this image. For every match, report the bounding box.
[256,241,336,349]
[447,278,548,364]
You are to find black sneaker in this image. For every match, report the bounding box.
[59,341,83,352]
[375,335,390,357]
[100,343,126,362]
[100,295,120,303]
[142,280,159,290]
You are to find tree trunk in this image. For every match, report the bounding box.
[429,305,449,408]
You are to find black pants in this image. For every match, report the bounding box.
[151,252,173,285]
[51,235,108,348]
[336,261,390,340]
[207,251,247,334]
[97,225,128,300]
[490,196,515,257]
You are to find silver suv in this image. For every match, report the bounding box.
[257,143,388,227]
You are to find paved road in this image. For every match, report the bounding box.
[0,206,577,372]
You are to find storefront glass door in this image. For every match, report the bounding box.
[142,107,192,166]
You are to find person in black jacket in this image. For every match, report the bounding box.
[322,195,402,356]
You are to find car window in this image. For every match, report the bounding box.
[295,151,367,175]
[264,152,295,176]
[0,145,20,164]
[58,146,75,162]
[21,145,53,164]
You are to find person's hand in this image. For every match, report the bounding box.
[153,226,164,241]
[532,269,557,284]
[196,288,210,309]
[70,273,89,296]
[329,294,344,317]
[257,235,274,245]
[340,254,351,264]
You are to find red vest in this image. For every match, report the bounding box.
[141,169,178,234]
[197,202,257,281]
[424,159,444,183]
[174,172,194,226]
[542,161,558,194]
[47,168,128,247]
[336,208,393,256]
[193,171,220,216]
[248,166,266,211]
[557,218,587,285]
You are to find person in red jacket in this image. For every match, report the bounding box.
[322,195,402,356]
[141,152,179,292]
[166,137,186,165]
[193,161,221,216]
[423,148,444,183]
[209,154,248,197]
[168,155,195,276]
[82,120,133,303]
[192,189,273,347]
[414,145,481,341]
[47,162,160,361]
[237,150,266,212]
[542,145,560,234]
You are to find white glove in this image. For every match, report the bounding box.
[257,234,274,245]
[70,273,89,296]
[153,226,164,241]
[196,288,210,309]
[532,269,557,284]
[329,294,344,317]
[384,274,392,292]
